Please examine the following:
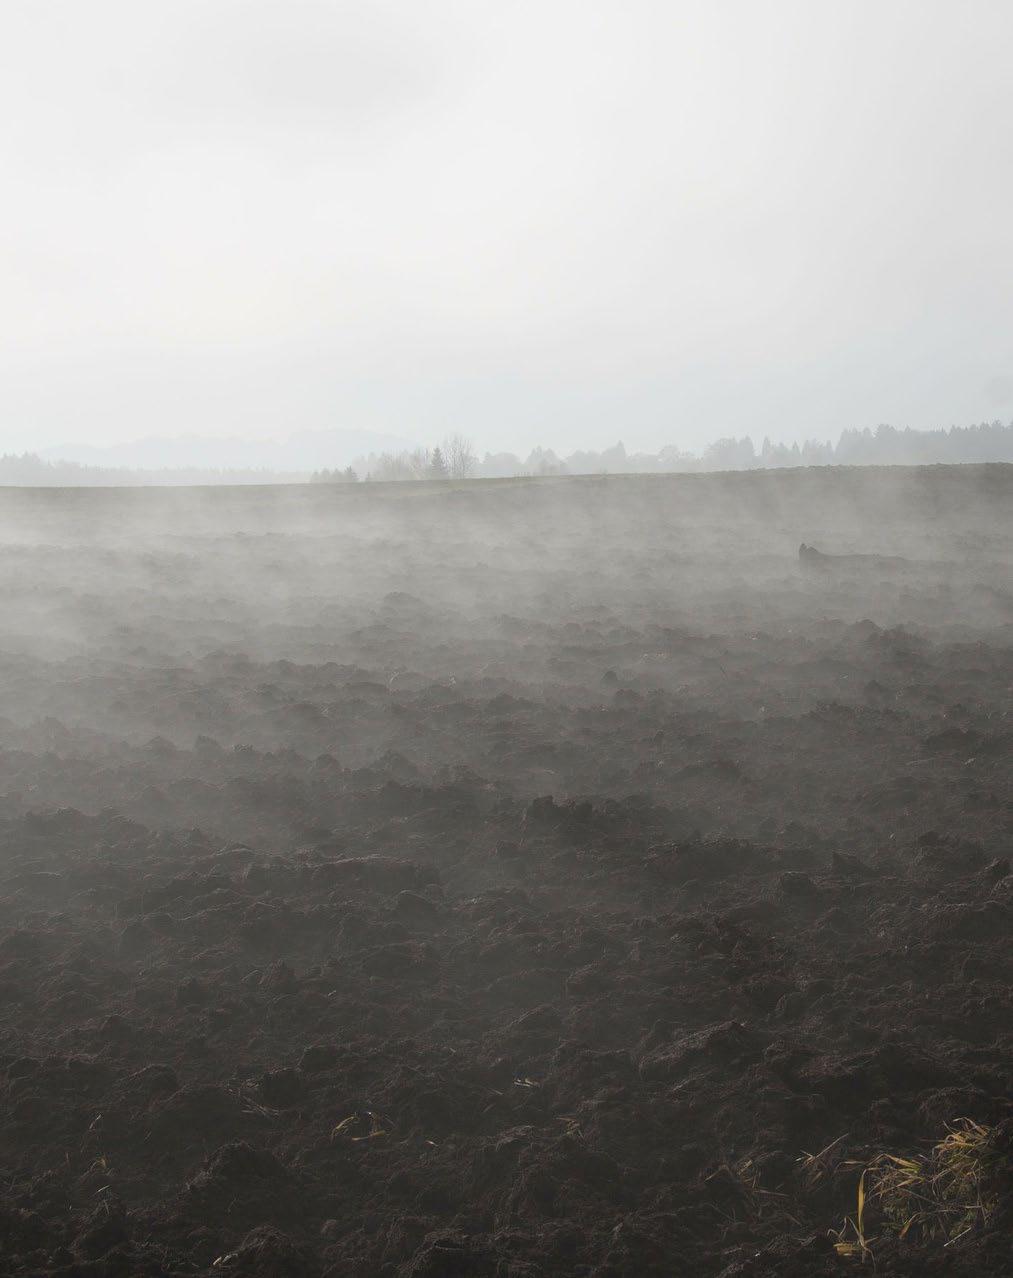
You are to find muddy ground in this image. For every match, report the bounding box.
[0,466,1010,1276]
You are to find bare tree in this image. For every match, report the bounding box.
[443,433,477,479]
[366,448,431,481]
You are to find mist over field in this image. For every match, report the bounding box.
[3,1,1013,1275]
[0,469,1010,1275]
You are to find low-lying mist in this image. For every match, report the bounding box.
[0,465,1008,848]
[1,465,1010,1276]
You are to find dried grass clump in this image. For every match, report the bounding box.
[833,1119,1001,1258]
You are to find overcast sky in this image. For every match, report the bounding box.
[2,0,1012,459]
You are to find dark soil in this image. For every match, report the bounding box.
[0,468,1010,1276]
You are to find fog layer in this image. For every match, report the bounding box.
[0,469,1010,1272]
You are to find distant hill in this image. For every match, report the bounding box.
[40,428,423,473]
[0,454,308,486]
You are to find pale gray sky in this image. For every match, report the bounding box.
[2,0,1012,459]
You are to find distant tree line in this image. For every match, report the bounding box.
[3,419,1011,487]
[323,434,477,482]
[310,465,359,484]
[314,419,1013,482]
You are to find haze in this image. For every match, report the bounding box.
[3,0,1012,459]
